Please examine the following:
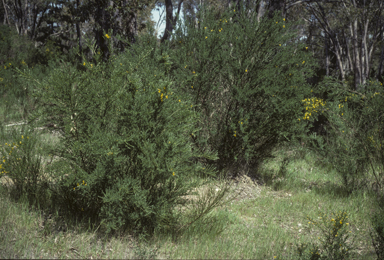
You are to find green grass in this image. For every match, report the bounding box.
[0,124,380,259]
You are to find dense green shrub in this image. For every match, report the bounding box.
[301,76,384,194]
[167,4,318,174]
[370,208,384,260]
[0,25,61,123]
[16,33,231,237]
[0,124,50,207]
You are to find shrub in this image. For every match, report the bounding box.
[0,24,56,123]
[17,32,231,238]
[301,76,384,194]
[370,208,384,260]
[0,124,50,208]
[294,210,356,260]
[167,3,318,175]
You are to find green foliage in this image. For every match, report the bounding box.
[0,124,50,207]
[133,243,159,260]
[167,4,318,174]
[0,25,61,124]
[17,33,230,238]
[370,208,384,260]
[294,211,355,260]
[301,76,384,194]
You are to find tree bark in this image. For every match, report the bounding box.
[94,1,111,62]
[378,45,384,82]
[257,0,266,22]
[2,0,10,26]
[76,0,82,62]
[325,29,329,76]
[161,0,183,43]
[351,19,362,91]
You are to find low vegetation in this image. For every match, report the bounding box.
[0,3,383,259]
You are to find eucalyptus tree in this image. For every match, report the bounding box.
[303,0,384,91]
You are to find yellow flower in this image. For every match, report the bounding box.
[279,44,281,46]
[205,36,208,39]
[283,25,285,28]
[245,69,248,72]
[302,61,305,64]
[306,47,308,50]
[276,21,278,24]
[105,34,110,39]
[283,18,285,21]
[179,100,181,102]
[191,86,193,88]
[193,71,195,74]
[173,172,175,176]
[204,27,207,29]
[83,62,86,66]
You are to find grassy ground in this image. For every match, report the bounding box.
[0,120,381,259]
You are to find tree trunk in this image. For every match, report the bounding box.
[378,45,384,82]
[76,0,82,62]
[2,0,10,26]
[94,2,111,62]
[325,30,329,76]
[351,19,362,91]
[23,0,28,35]
[161,0,183,43]
[257,0,266,22]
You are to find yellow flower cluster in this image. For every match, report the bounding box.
[367,135,382,150]
[73,179,87,190]
[158,86,173,102]
[82,62,94,68]
[2,63,12,70]
[371,92,381,98]
[0,135,28,175]
[300,97,326,121]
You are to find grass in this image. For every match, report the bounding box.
[0,119,381,259]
